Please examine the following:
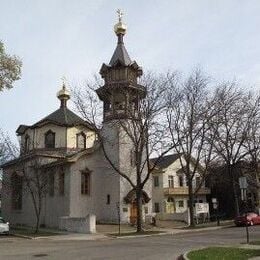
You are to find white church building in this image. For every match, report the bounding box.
[1,14,152,230]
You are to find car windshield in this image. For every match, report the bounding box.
[0,219,6,224]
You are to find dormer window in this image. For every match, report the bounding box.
[76,132,86,149]
[24,134,30,152]
[45,130,55,148]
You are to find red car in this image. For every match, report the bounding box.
[234,212,260,226]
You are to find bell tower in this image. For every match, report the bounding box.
[96,10,146,122]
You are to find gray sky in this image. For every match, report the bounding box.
[1,0,260,141]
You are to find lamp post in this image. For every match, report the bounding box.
[116,202,121,235]
[212,198,220,226]
[239,176,249,244]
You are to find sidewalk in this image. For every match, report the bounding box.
[11,220,234,241]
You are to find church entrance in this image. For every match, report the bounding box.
[130,201,137,224]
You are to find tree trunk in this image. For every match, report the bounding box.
[188,183,195,227]
[34,197,42,233]
[136,188,143,233]
[229,165,240,216]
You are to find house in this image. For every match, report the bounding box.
[151,154,211,222]
[1,14,152,230]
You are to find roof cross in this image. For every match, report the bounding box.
[117,9,123,22]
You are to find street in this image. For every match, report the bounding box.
[0,226,260,260]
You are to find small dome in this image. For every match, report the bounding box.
[57,83,70,99]
[114,21,127,35]
[114,9,127,36]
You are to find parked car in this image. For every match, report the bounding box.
[234,212,260,226]
[0,217,9,235]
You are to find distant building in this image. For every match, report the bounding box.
[1,15,152,229]
[151,154,210,222]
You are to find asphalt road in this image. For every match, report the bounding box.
[0,226,260,260]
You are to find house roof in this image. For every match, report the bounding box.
[150,154,181,169]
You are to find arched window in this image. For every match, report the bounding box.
[45,130,55,148]
[76,132,86,149]
[11,172,23,210]
[24,134,30,152]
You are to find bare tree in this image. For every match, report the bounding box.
[243,93,260,209]
[0,129,19,165]
[210,83,257,216]
[72,72,175,232]
[166,69,216,226]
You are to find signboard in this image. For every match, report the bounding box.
[239,177,248,189]
[195,203,209,214]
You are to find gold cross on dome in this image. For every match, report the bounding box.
[117,9,123,22]
[61,76,67,89]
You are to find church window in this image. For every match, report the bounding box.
[106,194,110,205]
[76,132,86,149]
[45,130,55,148]
[154,202,160,213]
[130,149,136,166]
[24,135,30,152]
[11,173,23,210]
[168,175,174,188]
[49,172,55,197]
[153,176,159,187]
[81,171,90,195]
[59,170,65,196]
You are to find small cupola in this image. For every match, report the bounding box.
[57,79,70,108]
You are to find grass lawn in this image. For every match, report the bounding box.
[187,247,260,260]
[11,226,60,237]
[109,231,164,237]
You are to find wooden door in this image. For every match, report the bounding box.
[130,202,137,224]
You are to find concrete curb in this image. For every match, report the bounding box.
[182,251,189,260]
[107,232,167,239]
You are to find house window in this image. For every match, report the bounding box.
[24,135,30,152]
[59,171,65,196]
[81,171,90,195]
[153,176,159,187]
[195,176,201,188]
[154,202,160,213]
[168,175,174,188]
[178,200,184,208]
[49,172,54,197]
[167,197,174,203]
[45,130,55,148]
[76,132,86,149]
[106,194,110,205]
[11,173,23,210]
[179,176,183,187]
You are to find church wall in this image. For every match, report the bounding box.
[66,126,95,149]
[68,145,121,223]
[1,157,70,229]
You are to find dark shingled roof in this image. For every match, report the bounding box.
[109,42,131,66]
[150,154,181,169]
[34,107,88,127]
[16,107,94,135]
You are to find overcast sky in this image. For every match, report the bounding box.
[1,0,260,141]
